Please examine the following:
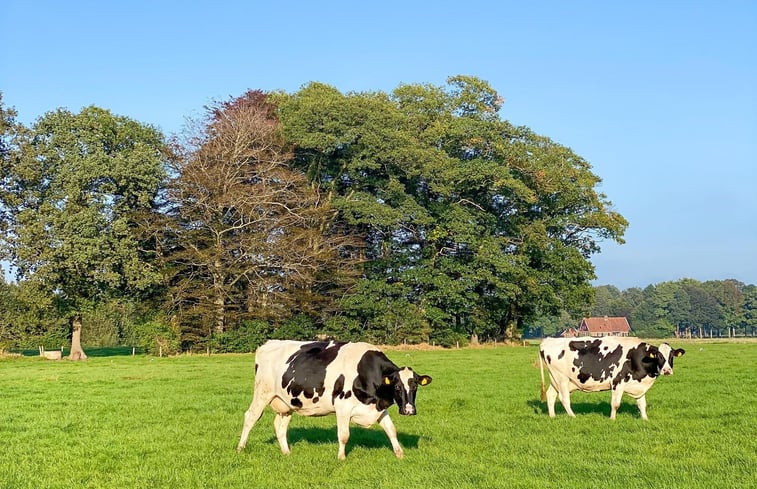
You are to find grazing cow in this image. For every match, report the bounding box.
[237,340,432,459]
[538,337,685,420]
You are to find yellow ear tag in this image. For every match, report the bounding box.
[649,353,656,358]
[676,352,682,357]
[384,377,391,385]
[420,377,428,386]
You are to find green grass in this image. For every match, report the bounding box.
[1,342,755,489]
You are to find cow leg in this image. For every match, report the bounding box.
[378,412,403,459]
[636,395,648,421]
[546,385,558,417]
[336,410,351,460]
[610,388,623,420]
[558,384,576,417]
[273,413,292,455]
[237,393,270,452]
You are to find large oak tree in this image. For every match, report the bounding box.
[0,106,165,359]
[277,76,628,342]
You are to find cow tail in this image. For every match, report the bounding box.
[539,349,546,402]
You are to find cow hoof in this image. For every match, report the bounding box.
[281,449,291,455]
[236,446,245,453]
[394,448,404,459]
[338,454,346,461]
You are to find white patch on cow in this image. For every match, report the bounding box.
[398,368,417,414]
[398,367,415,392]
[658,343,674,375]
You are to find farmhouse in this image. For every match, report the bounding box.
[562,316,631,337]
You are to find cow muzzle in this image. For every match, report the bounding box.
[400,404,416,415]
[662,368,673,376]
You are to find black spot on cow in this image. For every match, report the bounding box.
[281,341,346,401]
[344,391,352,399]
[612,344,660,388]
[558,350,564,360]
[255,363,258,373]
[332,374,345,403]
[291,398,303,408]
[569,340,599,351]
[313,397,319,403]
[547,355,552,364]
[353,350,399,410]
[570,340,623,384]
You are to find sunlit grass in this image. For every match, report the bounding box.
[1,342,755,488]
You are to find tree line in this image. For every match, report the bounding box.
[527,279,757,338]
[0,77,632,355]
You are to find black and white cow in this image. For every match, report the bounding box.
[237,340,432,459]
[538,337,685,420]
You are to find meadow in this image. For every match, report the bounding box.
[1,341,755,489]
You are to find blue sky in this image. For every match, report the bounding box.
[1,1,755,289]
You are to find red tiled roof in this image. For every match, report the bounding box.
[580,317,631,333]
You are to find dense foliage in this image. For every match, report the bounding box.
[277,77,626,345]
[527,279,757,338]
[0,77,640,352]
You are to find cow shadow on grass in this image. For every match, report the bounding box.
[527,399,642,418]
[267,426,420,455]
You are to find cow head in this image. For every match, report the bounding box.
[383,367,432,415]
[649,343,686,376]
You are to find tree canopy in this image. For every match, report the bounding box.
[0,76,669,352]
[586,279,757,338]
[0,105,166,357]
[150,90,359,343]
[277,77,627,343]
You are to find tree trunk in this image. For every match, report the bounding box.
[503,304,518,340]
[212,255,225,333]
[68,315,88,361]
[504,319,517,340]
[214,293,225,333]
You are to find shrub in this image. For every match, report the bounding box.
[130,318,181,355]
[209,320,271,353]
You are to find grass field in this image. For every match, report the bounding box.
[1,341,755,489]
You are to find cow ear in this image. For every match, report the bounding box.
[648,352,656,359]
[418,375,432,386]
[384,376,392,385]
[675,349,686,357]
